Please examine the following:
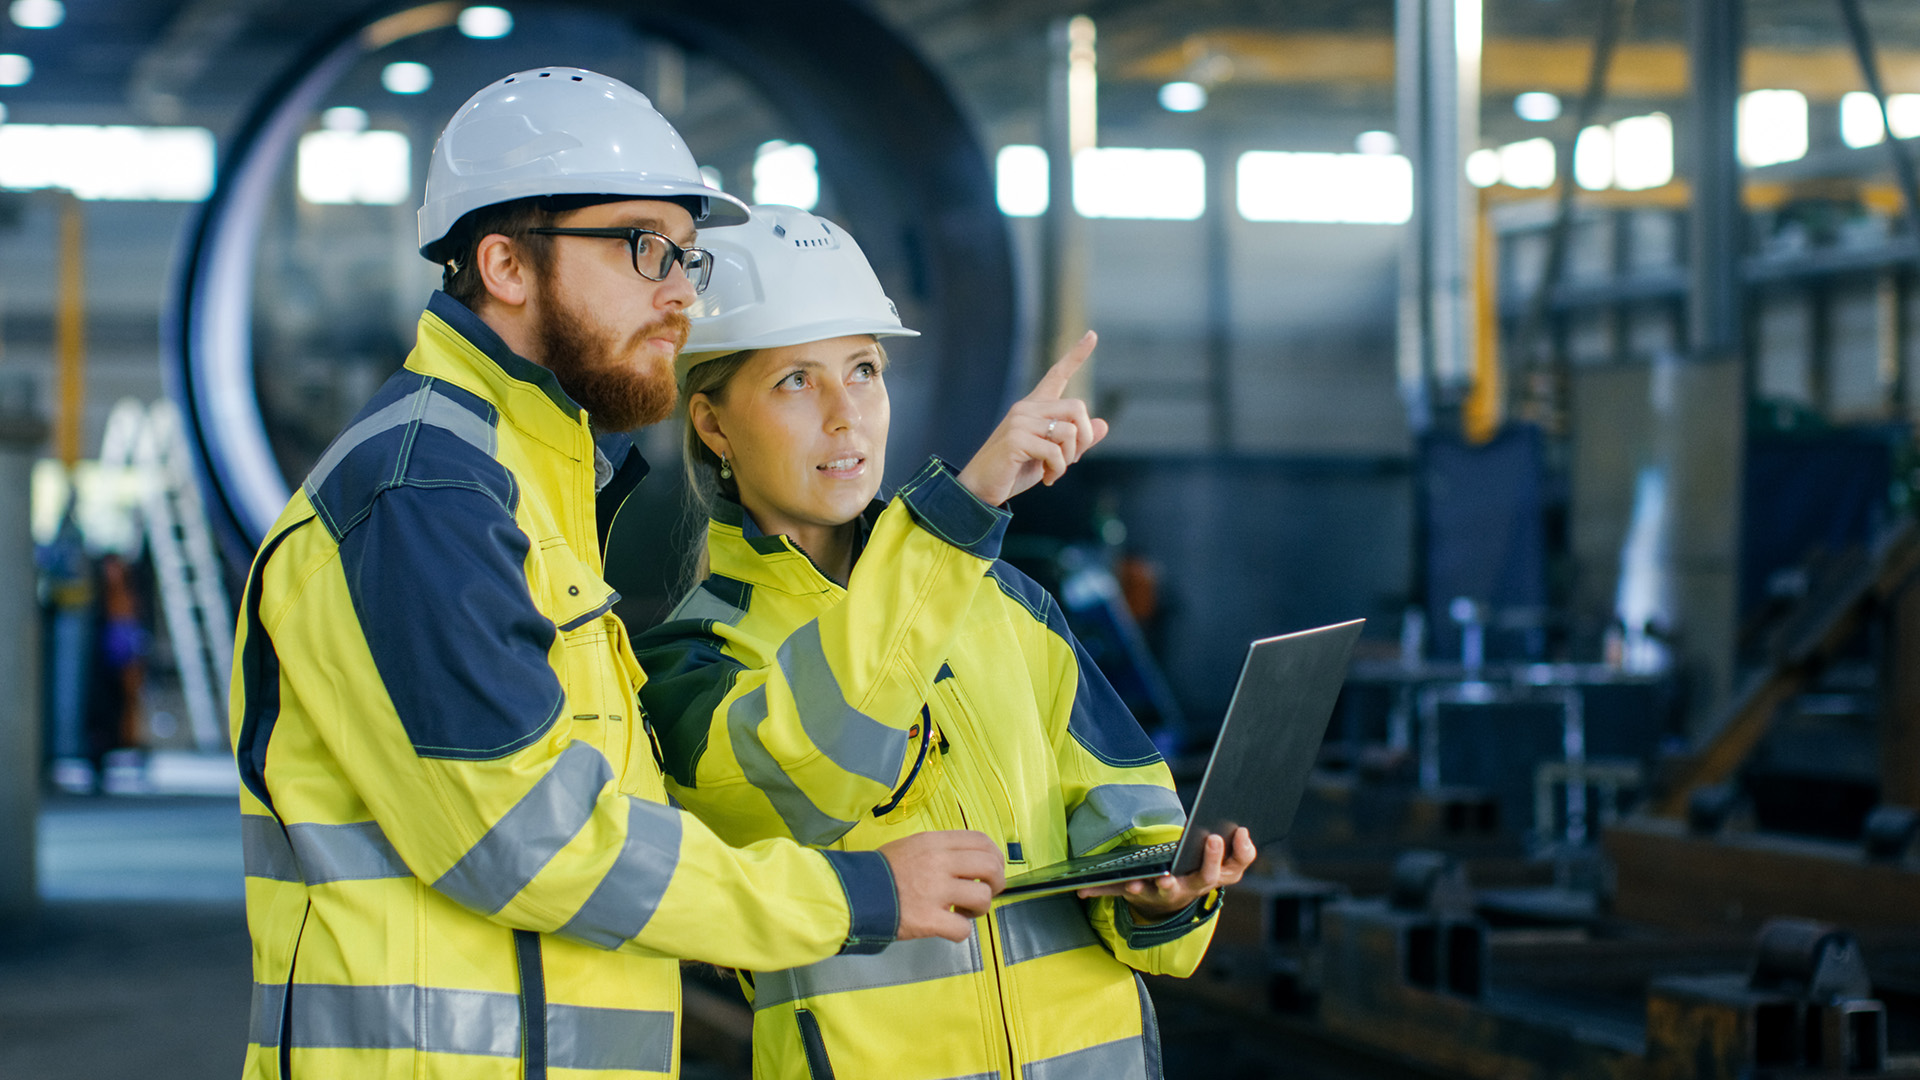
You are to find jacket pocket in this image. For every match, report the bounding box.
[933,678,1024,863]
[538,537,632,773]
[794,1007,837,1080]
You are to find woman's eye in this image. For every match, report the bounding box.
[780,371,807,389]
[852,362,878,381]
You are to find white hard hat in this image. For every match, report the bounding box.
[418,67,748,260]
[677,204,918,375]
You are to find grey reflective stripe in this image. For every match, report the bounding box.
[242,815,301,882]
[777,621,910,788]
[1067,785,1186,857]
[422,392,498,459]
[933,1074,999,1080]
[294,983,521,1055]
[558,592,620,633]
[753,926,984,1010]
[728,684,859,847]
[669,586,747,627]
[996,894,1099,965]
[1135,974,1164,1080]
[1022,1035,1149,1080]
[549,1003,674,1073]
[304,385,497,496]
[249,981,287,1047]
[288,821,411,884]
[270,983,672,1064]
[556,797,682,949]
[433,741,612,915]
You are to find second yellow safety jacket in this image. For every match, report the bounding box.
[632,474,1220,1080]
[230,292,900,1080]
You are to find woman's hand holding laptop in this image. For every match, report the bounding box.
[1076,827,1256,920]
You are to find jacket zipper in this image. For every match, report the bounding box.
[955,799,1019,1077]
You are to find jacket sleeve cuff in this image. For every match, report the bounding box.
[897,457,1011,561]
[821,849,899,955]
[1115,889,1223,950]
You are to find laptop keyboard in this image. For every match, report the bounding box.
[1078,841,1180,874]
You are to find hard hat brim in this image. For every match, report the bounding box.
[418,177,749,258]
[677,320,920,380]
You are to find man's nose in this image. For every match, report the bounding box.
[655,260,698,310]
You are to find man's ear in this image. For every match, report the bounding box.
[475,233,532,308]
[688,393,731,460]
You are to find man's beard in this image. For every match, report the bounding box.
[531,284,686,432]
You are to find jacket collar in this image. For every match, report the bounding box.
[707,495,882,593]
[425,291,584,419]
[412,291,592,461]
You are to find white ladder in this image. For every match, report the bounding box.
[100,397,234,752]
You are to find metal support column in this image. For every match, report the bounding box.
[1395,0,1482,431]
[1663,0,1747,727]
[1205,128,1235,451]
[0,373,47,923]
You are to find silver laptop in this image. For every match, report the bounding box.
[1000,618,1364,898]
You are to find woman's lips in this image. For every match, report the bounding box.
[817,456,865,478]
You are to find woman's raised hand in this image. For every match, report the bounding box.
[957,331,1109,507]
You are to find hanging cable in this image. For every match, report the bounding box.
[1513,0,1637,411]
[1836,0,1920,250]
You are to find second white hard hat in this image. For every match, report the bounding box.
[418,67,748,260]
[677,205,919,377]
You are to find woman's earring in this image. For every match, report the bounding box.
[719,453,733,480]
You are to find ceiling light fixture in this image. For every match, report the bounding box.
[381,62,432,95]
[457,6,512,39]
[1514,91,1562,122]
[8,0,62,30]
[1158,81,1206,113]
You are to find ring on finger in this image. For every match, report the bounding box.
[1045,419,1058,440]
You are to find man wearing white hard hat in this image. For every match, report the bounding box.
[632,205,1252,1079]
[228,70,1003,1079]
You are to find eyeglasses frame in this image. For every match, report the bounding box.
[525,226,715,292]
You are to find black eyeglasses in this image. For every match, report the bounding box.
[527,226,716,292]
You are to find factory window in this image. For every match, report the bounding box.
[1073,147,1205,220]
[1236,151,1412,225]
[753,140,819,211]
[1610,113,1673,191]
[0,124,214,201]
[297,130,411,205]
[1497,138,1555,189]
[996,144,1049,217]
[1738,89,1809,167]
[1569,114,1673,192]
[1840,91,1920,148]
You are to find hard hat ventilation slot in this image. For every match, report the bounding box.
[772,224,786,238]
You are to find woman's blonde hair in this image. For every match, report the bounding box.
[677,350,756,591]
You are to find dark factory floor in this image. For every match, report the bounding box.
[0,795,1431,1080]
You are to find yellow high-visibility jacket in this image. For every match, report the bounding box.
[632,477,1220,1080]
[231,292,900,1080]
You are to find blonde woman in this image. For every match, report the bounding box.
[633,205,1253,1080]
